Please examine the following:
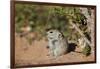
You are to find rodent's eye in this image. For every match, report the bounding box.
[50,31,53,33]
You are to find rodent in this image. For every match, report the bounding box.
[46,29,68,57]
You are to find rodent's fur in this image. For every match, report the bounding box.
[46,29,68,57]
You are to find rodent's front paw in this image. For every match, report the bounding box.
[46,45,49,49]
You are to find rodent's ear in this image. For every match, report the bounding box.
[58,33,62,38]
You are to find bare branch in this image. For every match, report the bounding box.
[69,19,91,46]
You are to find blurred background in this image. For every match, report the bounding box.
[15,4,93,44]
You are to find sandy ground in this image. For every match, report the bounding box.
[15,33,95,67]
